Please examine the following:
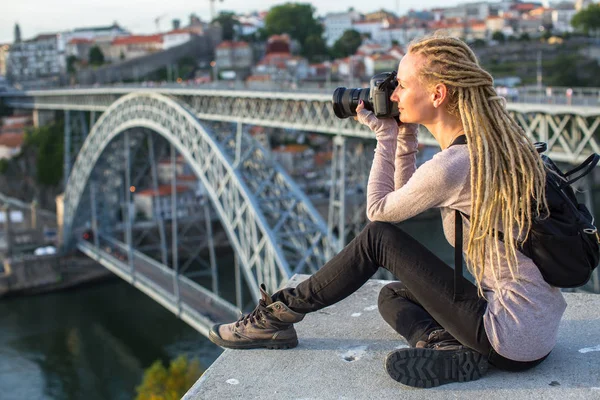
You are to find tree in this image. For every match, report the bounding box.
[23,121,64,186]
[213,11,240,41]
[571,3,600,35]
[88,46,105,67]
[331,29,363,58]
[135,355,203,400]
[518,32,530,41]
[303,34,328,62]
[264,3,324,48]
[491,31,505,42]
[66,55,78,75]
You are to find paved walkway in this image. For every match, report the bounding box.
[185,274,600,399]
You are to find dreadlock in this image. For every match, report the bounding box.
[408,32,548,295]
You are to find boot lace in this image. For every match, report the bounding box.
[234,300,268,327]
[419,329,464,350]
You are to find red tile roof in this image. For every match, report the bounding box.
[136,185,190,197]
[217,40,250,49]
[112,35,163,45]
[0,133,25,148]
[68,38,93,45]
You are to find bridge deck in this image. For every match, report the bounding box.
[78,238,239,336]
[185,274,600,399]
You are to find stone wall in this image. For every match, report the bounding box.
[77,35,215,85]
[0,254,112,296]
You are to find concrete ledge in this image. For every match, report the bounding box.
[185,275,600,399]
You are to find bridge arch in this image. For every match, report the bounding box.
[63,93,332,297]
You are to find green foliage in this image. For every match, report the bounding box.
[67,55,78,75]
[303,34,328,62]
[331,29,362,58]
[89,46,105,66]
[264,3,324,59]
[213,11,240,41]
[519,33,530,41]
[571,4,600,34]
[545,54,600,87]
[492,31,505,42]
[471,38,487,48]
[23,121,64,186]
[135,355,203,400]
[0,99,13,127]
[0,159,8,174]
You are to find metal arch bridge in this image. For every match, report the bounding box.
[2,88,600,336]
[4,87,600,164]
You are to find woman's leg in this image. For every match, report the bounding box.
[274,221,491,355]
[377,282,442,347]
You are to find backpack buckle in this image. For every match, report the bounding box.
[588,229,600,244]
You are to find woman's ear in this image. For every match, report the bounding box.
[431,83,448,109]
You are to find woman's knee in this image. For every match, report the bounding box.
[377,281,409,310]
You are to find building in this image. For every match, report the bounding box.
[352,20,384,43]
[0,133,24,160]
[109,35,163,62]
[271,144,315,175]
[364,53,401,76]
[64,23,130,42]
[552,2,577,33]
[134,185,203,221]
[215,41,253,71]
[236,12,266,37]
[63,23,131,62]
[324,11,362,47]
[0,115,33,135]
[66,38,94,62]
[0,44,9,76]
[163,28,196,50]
[6,33,67,88]
[249,35,309,83]
[379,18,427,47]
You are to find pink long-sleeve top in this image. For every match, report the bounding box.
[357,109,566,362]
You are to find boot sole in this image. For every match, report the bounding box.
[384,348,488,388]
[208,324,298,350]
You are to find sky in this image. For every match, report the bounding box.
[1,0,488,44]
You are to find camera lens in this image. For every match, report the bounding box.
[332,87,371,119]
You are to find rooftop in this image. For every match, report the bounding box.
[186,275,600,399]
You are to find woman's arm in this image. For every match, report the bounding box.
[357,109,464,223]
[394,125,419,190]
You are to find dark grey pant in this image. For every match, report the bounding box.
[274,222,549,371]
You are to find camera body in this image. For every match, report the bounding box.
[332,71,399,119]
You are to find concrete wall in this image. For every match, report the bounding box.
[77,35,215,85]
[0,254,111,296]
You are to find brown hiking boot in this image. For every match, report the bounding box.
[208,284,305,349]
[385,329,488,388]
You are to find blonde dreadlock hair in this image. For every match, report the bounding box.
[408,33,548,295]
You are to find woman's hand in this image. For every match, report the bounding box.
[355,99,366,117]
[355,101,418,137]
[355,100,400,136]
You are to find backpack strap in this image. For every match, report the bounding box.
[454,210,464,301]
[562,153,600,187]
[448,134,467,301]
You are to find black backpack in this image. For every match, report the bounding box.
[451,136,600,297]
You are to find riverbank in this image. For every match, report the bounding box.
[0,253,114,298]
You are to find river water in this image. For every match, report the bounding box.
[0,216,496,399]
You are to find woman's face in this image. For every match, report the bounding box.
[390,52,437,124]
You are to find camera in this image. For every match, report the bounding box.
[332,71,399,119]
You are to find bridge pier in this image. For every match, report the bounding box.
[328,135,346,255]
[170,143,181,315]
[2,205,13,256]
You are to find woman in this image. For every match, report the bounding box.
[208,33,567,388]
